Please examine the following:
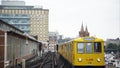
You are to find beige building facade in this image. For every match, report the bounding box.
[0,6,49,42]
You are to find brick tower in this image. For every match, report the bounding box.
[79,24,90,37]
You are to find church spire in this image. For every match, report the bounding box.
[79,22,85,37]
[79,22,90,37]
[85,25,88,32]
[85,25,89,36]
[81,23,84,32]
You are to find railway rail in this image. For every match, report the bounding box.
[11,52,115,68]
[40,52,53,68]
[25,52,60,68]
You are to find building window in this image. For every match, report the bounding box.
[21,26,25,29]
[12,20,18,23]
[29,10,31,14]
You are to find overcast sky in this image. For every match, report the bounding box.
[24,0,120,40]
[1,0,120,40]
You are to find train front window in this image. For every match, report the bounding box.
[86,43,92,53]
[77,43,84,53]
[94,42,101,53]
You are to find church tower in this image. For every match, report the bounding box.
[79,24,85,37]
[84,26,89,36]
[79,23,90,37]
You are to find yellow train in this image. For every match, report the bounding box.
[58,37,105,68]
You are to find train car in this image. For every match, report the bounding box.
[58,37,105,68]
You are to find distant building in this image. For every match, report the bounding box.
[79,23,90,37]
[49,32,59,43]
[0,0,49,42]
[58,35,63,40]
[0,19,24,34]
[1,0,25,6]
[105,38,120,46]
[0,13,30,33]
[48,32,59,52]
[58,36,73,44]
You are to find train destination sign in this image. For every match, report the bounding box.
[84,37,95,41]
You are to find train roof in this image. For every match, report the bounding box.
[58,37,104,46]
[74,36,104,42]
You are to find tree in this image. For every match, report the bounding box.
[118,44,120,52]
[106,43,118,53]
[107,43,118,49]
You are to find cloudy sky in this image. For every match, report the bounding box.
[24,0,120,40]
[1,0,120,40]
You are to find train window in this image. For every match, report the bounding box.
[77,43,84,53]
[94,42,101,53]
[86,43,92,53]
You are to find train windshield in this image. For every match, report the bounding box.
[94,42,102,53]
[86,43,92,53]
[77,43,84,53]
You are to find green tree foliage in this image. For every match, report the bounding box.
[105,43,118,53]
[118,44,120,52]
[107,43,118,49]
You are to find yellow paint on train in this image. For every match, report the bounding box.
[58,37,105,67]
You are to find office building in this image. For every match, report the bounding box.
[0,0,49,41]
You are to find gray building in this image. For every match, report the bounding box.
[1,0,25,6]
[0,19,24,34]
[0,14,30,33]
[0,0,49,41]
[105,38,120,46]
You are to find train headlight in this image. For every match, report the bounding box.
[97,58,101,62]
[78,58,82,62]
